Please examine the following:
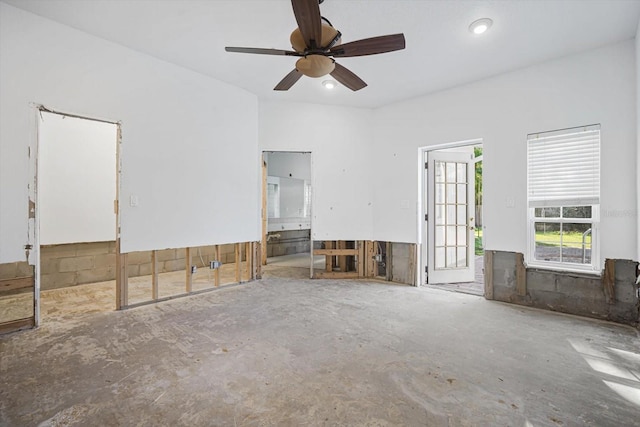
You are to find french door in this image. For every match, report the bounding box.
[425,150,475,284]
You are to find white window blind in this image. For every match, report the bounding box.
[527,125,600,208]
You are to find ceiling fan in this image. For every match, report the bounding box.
[225,0,406,91]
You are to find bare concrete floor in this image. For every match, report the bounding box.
[429,256,485,296]
[1,275,640,426]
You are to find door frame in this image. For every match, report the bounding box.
[30,104,122,325]
[260,150,314,277]
[418,138,483,287]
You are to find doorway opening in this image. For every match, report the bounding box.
[261,151,322,279]
[36,109,121,320]
[419,140,484,296]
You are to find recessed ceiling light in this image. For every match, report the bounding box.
[469,18,493,35]
[322,80,336,89]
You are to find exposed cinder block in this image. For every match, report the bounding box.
[59,256,94,273]
[0,263,19,280]
[93,254,116,269]
[14,262,33,277]
[493,251,516,270]
[40,258,61,275]
[138,262,153,276]
[162,259,184,272]
[127,264,140,277]
[41,244,77,258]
[41,272,76,290]
[157,249,177,262]
[77,267,114,284]
[220,244,235,255]
[76,241,111,256]
[127,251,152,264]
[526,270,557,293]
[555,275,603,300]
[616,282,637,304]
[0,261,34,279]
[491,251,639,326]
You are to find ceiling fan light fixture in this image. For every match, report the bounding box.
[322,80,336,89]
[469,18,493,35]
[296,55,335,78]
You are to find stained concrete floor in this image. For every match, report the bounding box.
[1,269,640,426]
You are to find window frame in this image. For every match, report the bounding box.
[526,125,601,273]
[527,205,600,273]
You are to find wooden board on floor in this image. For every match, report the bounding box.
[484,251,494,300]
[185,248,192,293]
[152,250,159,300]
[214,245,220,287]
[235,243,241,283]
[324,241,334,272]
[0,317,35,335]
[245,242,252,281]
[516,252,526,296]
[115,240,128,309]
[603,258,615,304]
[338,241,347,272]
[358,241,365,277]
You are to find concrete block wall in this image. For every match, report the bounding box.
[0,261,34,296]
[266,230,311,257]
[0,261,33,281]
[40,242,245,291]
[41,242,116,290]
[489,250,640,326]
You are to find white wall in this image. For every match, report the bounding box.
[265,151,311,181]
[0,3,259,263]
[39,112,117,245]
[259,101,374,241]
[372,40,637,264]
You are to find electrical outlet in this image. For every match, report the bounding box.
[190,265,197,274]
[209,261,222,269]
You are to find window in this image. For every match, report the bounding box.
[527,125,600,271]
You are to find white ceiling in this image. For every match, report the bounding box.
[4,0,640,108]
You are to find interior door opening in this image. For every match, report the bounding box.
[261,151,322,279]
[36,109,120,320]
[421,142,484,296]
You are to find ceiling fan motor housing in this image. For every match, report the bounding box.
[290,22,340,53]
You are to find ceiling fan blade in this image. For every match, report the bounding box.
[274,69,303,91]
[330,63,367,91]
[225,47,301,56]
[330,34,406,57]
[291,0,322,49]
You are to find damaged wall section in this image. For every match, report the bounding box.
[486,250,640,326]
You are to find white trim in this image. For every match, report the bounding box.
[260,150,314,278]
[418,138,483,287]
[32,105,122,326]
[29,103,40,326]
